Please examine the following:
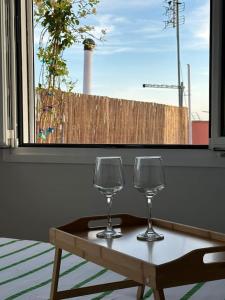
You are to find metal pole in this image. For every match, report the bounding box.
[187,64,192,144]
[175,0,182,107]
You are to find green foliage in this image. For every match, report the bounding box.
[34,0,105,91]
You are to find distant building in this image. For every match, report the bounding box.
[192,121,209,145]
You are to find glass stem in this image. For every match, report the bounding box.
[106,195,113,231]
[146,196,153,232]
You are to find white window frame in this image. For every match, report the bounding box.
[0,0,18,147]
[209,0,225,150]
[0,0,8,147]
[17,0,35,144]
[0,0,34,147]
[1,0,225,167]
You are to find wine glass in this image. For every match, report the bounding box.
[93,157,124,239]
[134,156,165,242]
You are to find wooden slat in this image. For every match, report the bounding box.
[36,89,189,144]
[152,218,225,242]
[153,289,165,300]
[55,280,141,299]
[50,248,62,300]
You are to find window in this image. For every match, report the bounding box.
[6,0,225,152]
[11,0,210,147]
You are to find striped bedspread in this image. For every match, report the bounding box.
[0,237,225,300]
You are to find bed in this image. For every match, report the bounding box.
[0,237,225,300]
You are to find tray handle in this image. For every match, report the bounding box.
[173,245,225,267]
[58,214,146,232]
[158,246,225,287]
[194,246,225,265]
[160,245,225,272]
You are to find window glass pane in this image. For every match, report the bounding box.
[30,0,210,145]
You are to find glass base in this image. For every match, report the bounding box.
[137,229,164,242]
[96,228,122,239]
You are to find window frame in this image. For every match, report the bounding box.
[16,0,35,144]
[0,0,18,148]
[0,0,8,147]
[15,0,210,149]
[3,0,225,167]
[209,0,225,150]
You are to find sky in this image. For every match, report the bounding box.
[34,0,210,121]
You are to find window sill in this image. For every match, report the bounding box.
[2,146,225,167]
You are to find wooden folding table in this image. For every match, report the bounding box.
[49,214,225,300]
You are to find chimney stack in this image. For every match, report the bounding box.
[83,38,95,94]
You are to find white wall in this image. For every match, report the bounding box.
[0,155,225,242]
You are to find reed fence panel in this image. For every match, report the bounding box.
[36,90,189,144]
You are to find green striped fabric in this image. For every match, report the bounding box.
[0,237,224,299]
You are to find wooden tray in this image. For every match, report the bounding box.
[49,214,225,300]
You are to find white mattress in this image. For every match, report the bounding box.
[0,237,224,300]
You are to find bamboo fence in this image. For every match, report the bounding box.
[36,90,189,144]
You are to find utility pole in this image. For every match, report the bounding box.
[176,1,182,107]
[164,0,185,107]
[187,64,192,144]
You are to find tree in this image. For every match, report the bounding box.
[34,0,105,143]
[34,0,105,91]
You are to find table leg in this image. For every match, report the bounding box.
[136,285,145,299]
[50,248,62,300]
[153,289,165,300]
